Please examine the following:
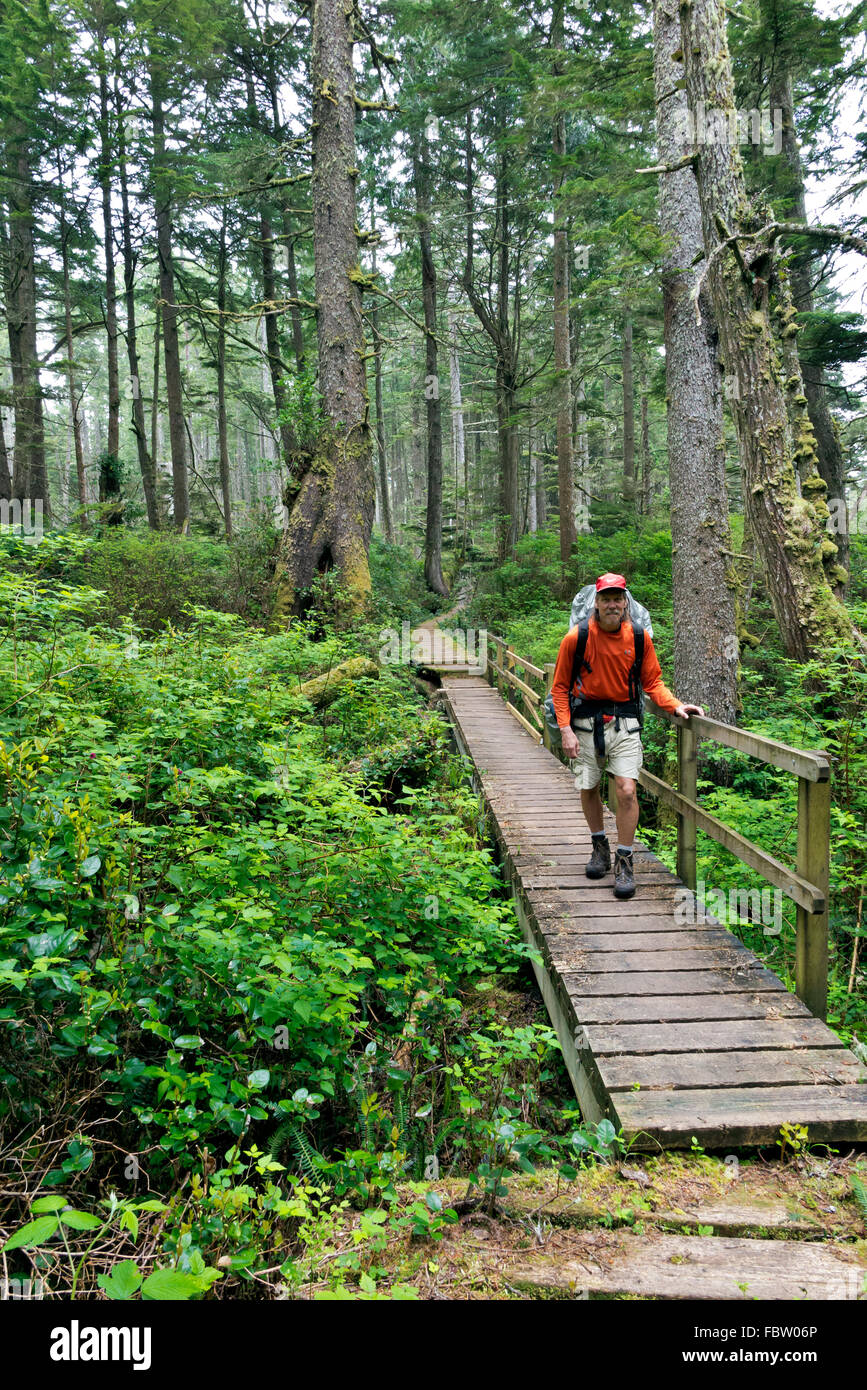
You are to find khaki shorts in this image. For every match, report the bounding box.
[571,716,643,791]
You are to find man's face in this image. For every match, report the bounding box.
[596,589,627,630]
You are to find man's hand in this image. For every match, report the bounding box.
[674,703,705,719]
[561,726,579,759]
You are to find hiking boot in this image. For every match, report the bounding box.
[585,836,611,879]
[613,848,635,900]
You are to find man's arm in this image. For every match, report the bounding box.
[551,627,581,756]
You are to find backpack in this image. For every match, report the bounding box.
[543,589,650,744]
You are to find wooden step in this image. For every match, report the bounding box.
[504,1231,866,1300]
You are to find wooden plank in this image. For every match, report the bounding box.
[584,1016,838,1055]
[536,915,707,935]
[564,967,783,996]
[551,947,762,974]
[573,992,811,1025]
[613,1084,867,1147]
[599,1047,865,1091]
[640,769,824,913]
[542,929,737,952]
[505,1231,865,1300]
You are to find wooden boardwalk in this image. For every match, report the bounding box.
[438,675,867,1151]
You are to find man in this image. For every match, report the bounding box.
[551,573,704,899]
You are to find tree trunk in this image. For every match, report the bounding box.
[639,359,651,517]
[767,60,848,591]
[59,193,88,526]
[150,64,188,529]
[260,212,295,472]
[3,134,47,511]
[622,312,635,506]
[0,411,11,501]
[273,0,375,615]
[413,135,448,596]
[654,0,738,720]
[284,221,306,370]
[679,0,851,658]
[114,62,160,529]
[217,208,233,538]
[370,226,393,543]
[97,30,120,466]
[552,0,575,563]
[447,306,466,552]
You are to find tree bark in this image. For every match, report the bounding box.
[412,133,448,596]
[462,109,520,561]
[3,133,47,511]
[273,0,375,615]
[59,187,88,526]
[0,411,11,501]
[216,208,233,538]
[448,306,466,553]
[150,63,188,529]
[260,212,295,472]
[622,311,635,506]
[114,63,160,529]
[552,0,576,563]
[767,58,848,590]
[654,0,738,720]
[679,0,851,658]
[370,225,393,543]
[97,29,120,466]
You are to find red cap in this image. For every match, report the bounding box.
[595,572,627,593]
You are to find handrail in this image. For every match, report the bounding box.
[480,631,832,1020]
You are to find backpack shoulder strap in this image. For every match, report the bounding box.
[628,621,645,705]
[570,618,592,692]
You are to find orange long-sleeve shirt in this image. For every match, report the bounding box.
[550,616,680,727]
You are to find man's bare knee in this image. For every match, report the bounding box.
[614,777,636,803]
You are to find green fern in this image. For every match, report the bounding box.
[270,1121,323,1181]
[851,1174,867,1225]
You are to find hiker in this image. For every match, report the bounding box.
[550,573,704,900]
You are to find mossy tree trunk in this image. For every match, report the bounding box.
[412,131,448,596]
[654,0,738,721]
[273,0,374,617]
[678,0,851,660]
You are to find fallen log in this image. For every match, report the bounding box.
[294,656,379,708]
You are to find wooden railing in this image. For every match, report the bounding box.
[483,633,832,1020]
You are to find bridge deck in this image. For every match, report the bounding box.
[438,675,867,1150]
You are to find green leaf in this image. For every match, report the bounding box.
[97,1260,143,1301]
[424,1190,442,1212]
[60,1209,104,1231]
[173,1035,203,1050]
[31,1196,68,1213]
[247,1069,270,1090]
[80,855,101,877]
[3,1215,60,1251]
[141,1269,213,1301]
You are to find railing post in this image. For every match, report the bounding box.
[543,662,555,751]
[676,721,697,892]
[796,774,831,1020]
[505,644,515,710]
[495,639,505,698]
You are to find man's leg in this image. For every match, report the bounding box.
[613,776,639,847]
[580,785,605,834]
[577,743,610,879]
